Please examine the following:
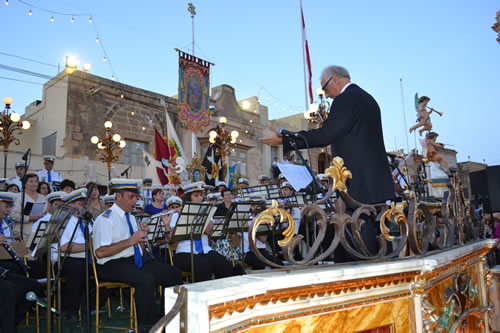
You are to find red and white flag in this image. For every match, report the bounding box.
[154,128,172,185]
[300,0,313,105]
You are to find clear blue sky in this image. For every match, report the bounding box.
[1,0,499,164]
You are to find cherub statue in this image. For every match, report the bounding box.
[409,95,443,136]
[421,132,453,174]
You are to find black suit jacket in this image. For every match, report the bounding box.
[283,83,394,204]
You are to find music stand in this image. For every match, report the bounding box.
[238,184,280,200]
[210,216,227,241]
[147,213,169,262]
[36,205,75,333]
[169,202,216,282]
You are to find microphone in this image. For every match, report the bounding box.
[25,291,60,315]
[22,149,31,161]
[277,128,299,138]
[121,165,132,176]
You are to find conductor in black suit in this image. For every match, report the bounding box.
[260,65,395,261]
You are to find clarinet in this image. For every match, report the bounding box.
[3,244,31,273]
[135,216,154,263]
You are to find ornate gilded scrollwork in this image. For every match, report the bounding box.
[324,156,352,192]
[246,156,487,269]
[249,200,295,268]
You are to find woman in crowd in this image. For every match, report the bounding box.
[11,173,47,241]
[144,187,168,216]
[37,181,51,196]
[86,182,105,218]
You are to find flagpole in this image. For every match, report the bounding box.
[188,3,197,158]
[300,0,309,110]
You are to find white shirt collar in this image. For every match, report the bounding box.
[339,82,353,95]
[111,203,127,218]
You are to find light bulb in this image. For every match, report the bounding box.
[22,121,30,129]
[97,142,105,149]
[82,64,91,72]
[3,97,12,106]
[103,56,107,62]
[241,101,250,110]
[304,111,312,120]
[89,17,92,23]
[209,130,217,138]
[96,37,100,43]
[219,116,227,124]
[90,136,99,144]
[28,9,32,16]
[50,16,54,22]
[71,17,74,23]
[10,113,20,122]
[119,140,126,148]
[112,134,121,142]
[104,121,112,128]
[231,130,239,138]
[316,87,325,96]
[111,75,115,80]
[230,137,236,144]
[5,0,8,5]
[209,137,216,144]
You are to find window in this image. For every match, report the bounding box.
[42,132,57,156]
[123,140,148,166]
[229,149,248,177]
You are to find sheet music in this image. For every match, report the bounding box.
[277,163,313,191]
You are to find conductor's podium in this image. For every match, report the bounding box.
[164,239,497,333]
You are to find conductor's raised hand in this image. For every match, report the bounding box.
[259,125,283,146]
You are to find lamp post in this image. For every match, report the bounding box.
[0,97,31,177]
[90,121,126,181]
[304,88,330,127]
[209,116,238,180]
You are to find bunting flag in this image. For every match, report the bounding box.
[300,0,313,105]
[201,145,223,186]
[154,128,172,185]
[227,163,237,190]
[177,51,211,132]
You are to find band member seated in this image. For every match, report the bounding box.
[243,194,283,270]
[58,188,92,320]
[280,182,301,234]
[92,179,182,332]
[102,194,115,210]
[163,182,235,282]
[9,161,25,191]
[258,175,271,185]
[0,196,41,332]
[216,181,228,192]
[31,191,66,264]
[207,193,219,205]
[238,178,250,189]
[0,192,44,278]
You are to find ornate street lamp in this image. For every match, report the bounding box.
[90,121,126,180]
[209,116,238,180]
[0,97,31,177]
[304,88,330,127]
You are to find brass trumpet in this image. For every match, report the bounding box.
[425,106,443,116]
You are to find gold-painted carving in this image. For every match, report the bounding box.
[324,156,352,192]
[380,202,409,241]
[253,199,294,247]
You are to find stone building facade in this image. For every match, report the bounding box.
[11,70,273,186]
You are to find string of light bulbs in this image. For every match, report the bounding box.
[10,0,118,81]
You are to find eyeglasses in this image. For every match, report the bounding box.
[321,76,333,90]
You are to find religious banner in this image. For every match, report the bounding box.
[177,51,211,132]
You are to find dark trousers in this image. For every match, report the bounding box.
[244,249,283,270]
[58,257,91,316]
[0,258,45,279]
[173,250,234,283]
[97,256,182,328]
[0,271,42,332]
